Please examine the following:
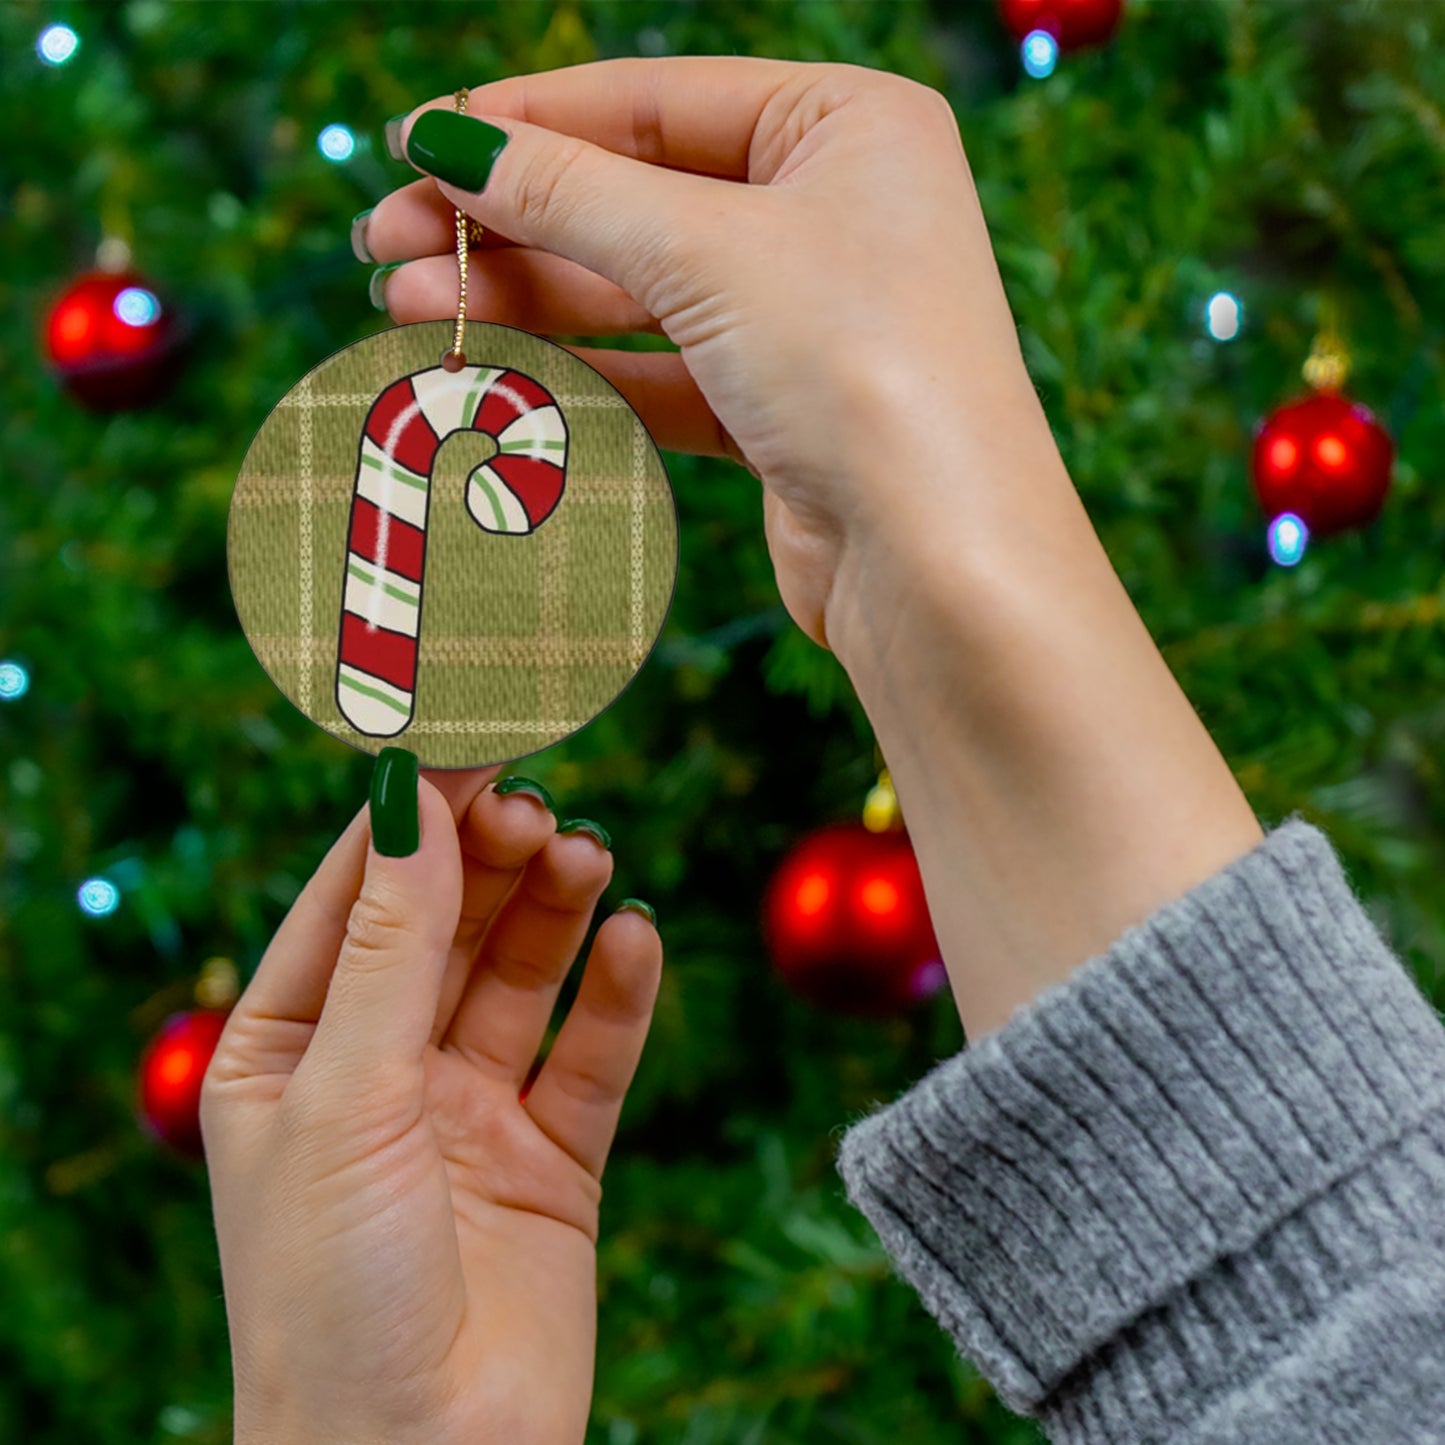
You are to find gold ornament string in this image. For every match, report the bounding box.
[1303,292,1350,393]
[444,88,488,371]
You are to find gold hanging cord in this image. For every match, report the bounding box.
[443,88,487,370]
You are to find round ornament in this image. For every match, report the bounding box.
[137,1008,230,1158]
[228,318,678,767]
[998,0,1125,49]
[44,268,183,410]
[762,821,946,1018]
[1251,391,1393,537]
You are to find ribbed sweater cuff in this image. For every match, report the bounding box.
[835,817,1445,1432]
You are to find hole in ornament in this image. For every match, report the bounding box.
[441,349,467,372]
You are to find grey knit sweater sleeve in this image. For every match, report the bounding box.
[835,817,1445,1444]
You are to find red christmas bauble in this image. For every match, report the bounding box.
[44,269,182,410]
[1251,391,1394,538]
[137,1009,230,1157]
[762,822,946,1017]
[998,0,1124,49]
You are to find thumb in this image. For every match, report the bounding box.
[397,105,738,314]
[303,748,463,1091]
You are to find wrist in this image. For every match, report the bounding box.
[824,418,1262,1039]
[825,388,1081,681]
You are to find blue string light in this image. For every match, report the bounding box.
[1268,512,1309,567]
[114,287,162,327]
[78,878,121,918]
[0,661,29,701]
[1021,30,1059,79]
[318,124,356,162]
[37,24,79,66]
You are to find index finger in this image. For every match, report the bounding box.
[420,765,504,827]
[403,54,810,182]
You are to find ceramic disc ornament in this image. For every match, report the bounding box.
[229,320,678,768]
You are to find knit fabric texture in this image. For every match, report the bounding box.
[835,816,1445,1443]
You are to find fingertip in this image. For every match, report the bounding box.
[384,111,411,163]
[591,908,666,1011]
[613,898,658,930]
[419,766,500,826]
[459,775,558,870]
[416,771,463,845]
[600,903,665,976]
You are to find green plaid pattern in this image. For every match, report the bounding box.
[228,320,678,768]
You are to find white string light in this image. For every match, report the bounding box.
[78,878,121,917]
[318,124,356,162]
[37,24,79,66]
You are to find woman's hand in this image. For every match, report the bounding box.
[361,56,1060,664]
[201,760,662,1445]
[362,59,1263,1042]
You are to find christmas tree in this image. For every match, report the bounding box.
[2,3,1442,1442]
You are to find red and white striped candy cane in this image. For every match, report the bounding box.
[336,363,568,737]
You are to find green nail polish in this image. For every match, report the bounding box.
[350,208,375,264]
[405,110,510,193]
[370,747,419,857]
[494,775,556,812]
[558,818,612,851]
[384,113,409,162]
[617,897,656,926]
[369,261,404,311]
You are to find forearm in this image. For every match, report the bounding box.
[826,385,1262,1040]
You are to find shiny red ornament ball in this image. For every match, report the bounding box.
[137,1009,230,1158]
[998,0,1125,49]
[44,269,182,410]
[1251,392,1394,538]
[763,822,946,1018]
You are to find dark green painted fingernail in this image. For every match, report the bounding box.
[405,110,510,192]
[558,818,611,851]
[369,261,404,311]
[494,775,556,812]
[617,898,656,925]
[370,747,419,857]
[350,208,375,263]
[384,113,409,162]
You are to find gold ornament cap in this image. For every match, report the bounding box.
[1303,296,1350,392]
[194,956,240,1010]
[863,767,902,832]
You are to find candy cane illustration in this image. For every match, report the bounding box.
[336,363,568,737]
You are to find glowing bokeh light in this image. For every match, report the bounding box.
[1316,434,1347,469]
[78,877,121,917]
[794,872,831,917]
[1205,291,1242,341]
[910,959,948,1001]
[0,661,29,701]
[1021,30,1059,79]
[159,1047,198,1087]
[1268,436,1299,475]
[1267,512,1309,567]
[318,124,356,162]
[38,24,79,66]
[859,877,900,917]
[53,300,93,351]
[114,287,161,328]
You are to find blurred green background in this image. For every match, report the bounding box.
[2,2,1443,1442]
